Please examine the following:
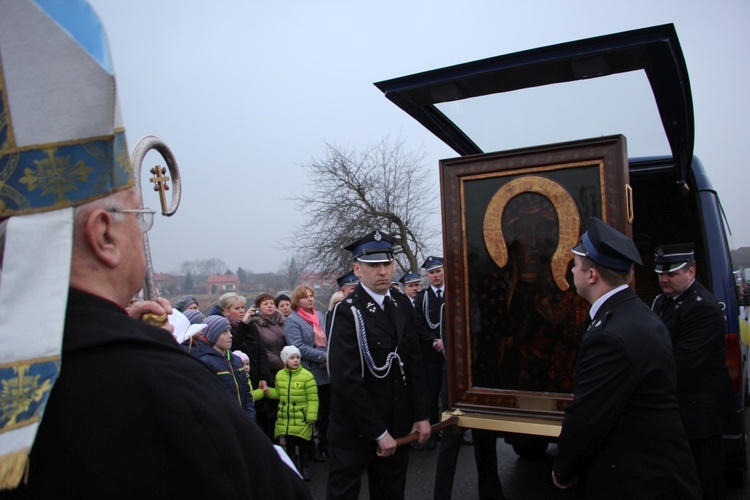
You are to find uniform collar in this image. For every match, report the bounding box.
[589,284,629,320]
[361,283,392,310]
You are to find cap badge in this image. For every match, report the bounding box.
[374,230,382,242]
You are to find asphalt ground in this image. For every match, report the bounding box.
[304,413,750,499]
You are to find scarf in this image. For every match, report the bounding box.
[296,308,326,347]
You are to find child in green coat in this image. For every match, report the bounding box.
[267,345,319,481]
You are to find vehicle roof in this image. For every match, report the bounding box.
[375,24,693,182]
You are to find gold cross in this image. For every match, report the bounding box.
[149,166,170,214]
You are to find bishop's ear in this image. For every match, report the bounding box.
[85,209,122,268]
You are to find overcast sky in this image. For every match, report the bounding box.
[88,0,750,275]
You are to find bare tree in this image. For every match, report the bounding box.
[287,137,439,275]
[179,258,228,276]
[278,256,307,290]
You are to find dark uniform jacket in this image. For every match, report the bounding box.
[652,280,732,439]
[6,288,311,499]
[327,284,430,452]
[554,287,701,499]
[414,287,445,364]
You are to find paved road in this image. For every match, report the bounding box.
[304,415,749,499]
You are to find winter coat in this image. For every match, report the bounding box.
[249,310,287,376]
[233,325,272,391]
[196,341,256,420]
[268,366,318,440]
[285,310,330,386]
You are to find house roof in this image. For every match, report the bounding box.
[206,274,239,283]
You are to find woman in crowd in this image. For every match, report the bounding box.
[174,295,199,312]
[196,316,256,420]
[285,285,330,461]
[275,294,293,318]
[248,292,287,440]
[209,292,271,395]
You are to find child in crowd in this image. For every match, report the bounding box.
[267,345,318,481]
[233,350,265,403]
[170,308,206,354]
[196,316,256,421]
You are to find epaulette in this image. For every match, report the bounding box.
[589,311,612,331]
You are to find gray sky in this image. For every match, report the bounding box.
[88,0,750,274]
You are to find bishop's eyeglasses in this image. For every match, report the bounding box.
[107,208,156,233]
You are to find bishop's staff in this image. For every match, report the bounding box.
[130,135,182,302]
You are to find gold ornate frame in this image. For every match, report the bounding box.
[440,135,630,418]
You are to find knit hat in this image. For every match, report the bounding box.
[183,309,206,325]
[232,350,249,363]
[168,309,207,345]
[203,316,230,347]
[174,295,198,312]
[280,345,301,365]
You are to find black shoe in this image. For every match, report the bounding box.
[311,448,327,462]
[301,467,311,481]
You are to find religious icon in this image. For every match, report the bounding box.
[440,135,630,416]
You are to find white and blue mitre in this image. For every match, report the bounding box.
[0,0,133,488]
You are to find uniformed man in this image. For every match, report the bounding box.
[414,256,446,449]
[652,243,732,499]
[553,218,701,499]
[326,230,430,500]
[336,271,359,296]
[399,270,422,307]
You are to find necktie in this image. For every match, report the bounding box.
[436,289,443,300]
[383,296,396,329]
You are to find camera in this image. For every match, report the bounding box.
[252,308,261,315]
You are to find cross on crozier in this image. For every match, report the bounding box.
[149,166,170,214]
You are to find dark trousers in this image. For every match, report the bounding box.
[424,357,444,425]
[326,444,409,500]
[316,384,331,453]
[284,435,310,471]
[434,427,504,500]
[255,399,277,443]
[690,434,725,500]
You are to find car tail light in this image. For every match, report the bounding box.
[725,333,743,394]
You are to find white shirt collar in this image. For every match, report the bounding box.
[589,284,629,319]
[361,283,391,310]
[431,285,444,295]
